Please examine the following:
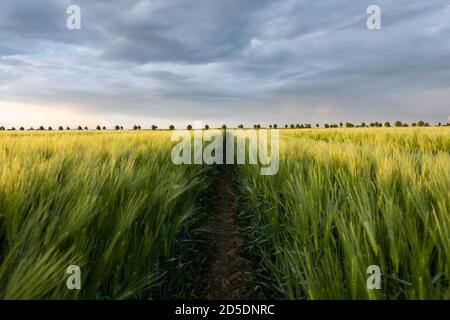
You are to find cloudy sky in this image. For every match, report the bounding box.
[0,0,449,128]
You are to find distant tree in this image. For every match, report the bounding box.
[222,124,227,130]
[361,122,366,127]
[29,127,34,131]
[254,125,257,129]
[115,125,120,130]
[169,125,175,130]
[417,120,425,127]
[96,125,101,130]
[133,125,139,130]
[403,123,409,127]
[345,122,355,128]
[369,122,374,127]
[204,124,209,130]
[324,123,329,128]
[306,124,311,128]
[273,124,278,129]
[120,126,124,130]
[103,126,106,130]
[289,124,295,129]
[39,126,45,131]
[295,124,300,129]
[316,123,319,128]
[437,122,442,126]
[339,122,343,128]
[424,122,430,127]
[48,126,53,131]
[300,124,305,129]
[269,124,273,129]
[20,127,25,131]
[151,125,157,130]
[256,124,261,129]
[384,121,391,127]
[84,126,88,130]
[59,126,64,130]
[10,127,16,131]
[394,121,403,127]
[66,126,71,130]
[0,126,5,131]
[238,124,244,129]
[187,124,192,130]
[77,126,83,130]
[411,122,417,127]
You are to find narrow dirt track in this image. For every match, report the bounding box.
[203,164,248,299]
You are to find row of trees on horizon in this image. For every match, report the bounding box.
[0,120,448,131]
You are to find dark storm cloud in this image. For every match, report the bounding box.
[0,0,449,126]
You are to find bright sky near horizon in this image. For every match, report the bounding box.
[0,0,449,128]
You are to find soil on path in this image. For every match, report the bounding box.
[202,165,248,299]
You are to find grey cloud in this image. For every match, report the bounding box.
[0,0,449,126]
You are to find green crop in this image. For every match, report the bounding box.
[0,131,211,299]
[238,127,450,299]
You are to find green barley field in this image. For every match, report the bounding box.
[240,127,450,299]
[0,127,449,299]
[0,131,212,299]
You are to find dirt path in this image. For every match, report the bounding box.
[203,164,248,299]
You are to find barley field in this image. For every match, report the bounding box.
[0,127,449,300]
[239,127,450,299]
[0,131,211,299]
